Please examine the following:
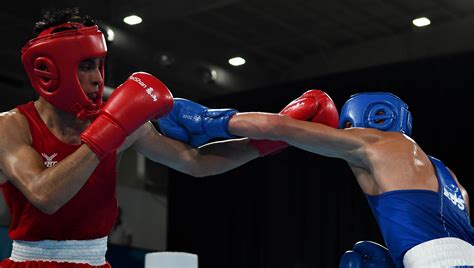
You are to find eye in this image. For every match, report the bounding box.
[78,58,103,72]
[344,121,352,128]
[78,60,94,71]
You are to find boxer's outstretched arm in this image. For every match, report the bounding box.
[228,112,375,168]
[132,113,370,177]
[134,89,354,176]
[131,122,259,177]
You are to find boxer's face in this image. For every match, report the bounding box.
[77,57,103,101]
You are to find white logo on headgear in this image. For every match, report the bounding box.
[443,184,465,211]
[41,153,58,168]
[130,75,158,102]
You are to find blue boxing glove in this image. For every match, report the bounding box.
[339,241,396,268]
[156,98,238,147]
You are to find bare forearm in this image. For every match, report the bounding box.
[132,123,258,177]
[228,112,282,140]
[228,112,359,160]
[190,138,259,177]
[28,145,99,214]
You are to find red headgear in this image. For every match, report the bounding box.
[21,22,107,120]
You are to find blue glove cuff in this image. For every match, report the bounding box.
[204,109,238,138]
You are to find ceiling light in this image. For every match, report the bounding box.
[106,28,115,41]
[123,15,143,25]
[412,17,431,27]
[228,57,246,66]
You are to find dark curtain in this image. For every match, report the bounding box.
[167,51,474,268]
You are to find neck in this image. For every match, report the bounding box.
[34,98,89,144]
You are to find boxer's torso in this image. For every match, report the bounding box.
[365,156,474,267]
[0,101,119,241]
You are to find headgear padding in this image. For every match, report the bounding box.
[21,22,107,120]
[339,92,412,136]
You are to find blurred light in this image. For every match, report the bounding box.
[106,28,115,41]
[412,17,431,27]
[228,57,246,66]
[210,69,217,80]
[159,54,175,67]
[124,15,143,25]
[201,68,218,84]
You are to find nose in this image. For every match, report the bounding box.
[91,67,103,90]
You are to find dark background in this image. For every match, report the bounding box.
[0,1,473,267]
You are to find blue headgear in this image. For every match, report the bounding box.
[338,92,412,136]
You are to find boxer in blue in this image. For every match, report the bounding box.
[158,92,474,268]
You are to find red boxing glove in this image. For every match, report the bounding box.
[251,89,339,156]
[281,90,339,127]
[81,72,174,159]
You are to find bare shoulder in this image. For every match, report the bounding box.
[0,108,31,146]
[342,127,395,148]
[446,167,462,185]
[447,167,471,215]
[341,128,393,158]
[362,130,416,153]
[447,167,468,195]
[0,108,31,183]
[361,130,425,164]
[349,130,432,194]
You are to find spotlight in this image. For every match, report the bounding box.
[124,15,143,25]
[228,57,246,66]
[412,17,431,27]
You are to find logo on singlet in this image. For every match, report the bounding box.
[41,153,58,168]
[443,184,465,211]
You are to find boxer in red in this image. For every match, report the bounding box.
[0,8,174,267]
[0,8,339,267]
